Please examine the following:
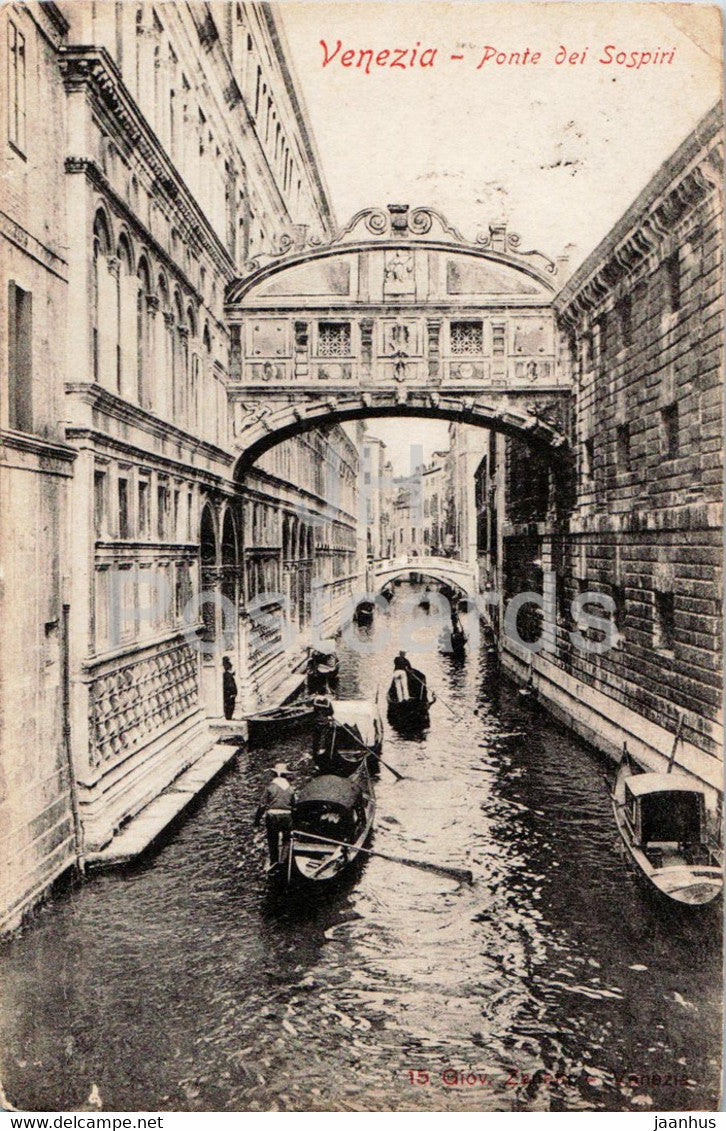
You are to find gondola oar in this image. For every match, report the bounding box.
[334,721,407,782]
[294,830,474,884]
[666,711,684,773]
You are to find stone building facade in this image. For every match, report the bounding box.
[490,105,723,804]
[237,424,361,711]
[360,433,393,561]
[421,451,449,556]
[447,424,489,567]
[0,1,78,938]
[0,0,337,931]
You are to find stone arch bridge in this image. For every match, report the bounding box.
[225,203,573,476]
[372,554,477,596]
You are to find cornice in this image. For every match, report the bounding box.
[261,3,336,232]
[58,46,236,283]
[64,382,235,467]
[0,210,68,280]
[0,428,77,463]
[40,2,69,38]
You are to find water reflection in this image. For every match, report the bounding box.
[0,583,720,1112]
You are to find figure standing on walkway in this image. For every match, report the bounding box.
[254,764,293,865]
[222,656,237,720]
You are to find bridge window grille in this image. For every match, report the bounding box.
[317,321,351,357]
[450,321,483,355]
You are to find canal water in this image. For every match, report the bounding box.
[0,584,721,1112]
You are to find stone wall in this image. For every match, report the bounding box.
[0,4,81,934]
[498,105,723,797]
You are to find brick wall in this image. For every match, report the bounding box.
[500,104,723,774]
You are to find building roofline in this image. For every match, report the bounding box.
[262,3,336,233]
[556,102,723,312]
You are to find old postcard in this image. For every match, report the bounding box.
[0,0,723,1115]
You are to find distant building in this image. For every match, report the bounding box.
[359,434,393,559]
[239,426,360,710]
[421,451,449,555]
[392,474,423,556]
[447,424,489,566]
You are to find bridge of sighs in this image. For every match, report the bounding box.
[224,204,574,470]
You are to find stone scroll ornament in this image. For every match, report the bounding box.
[241,204,558,284]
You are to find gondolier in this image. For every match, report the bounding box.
[254,764,293,865]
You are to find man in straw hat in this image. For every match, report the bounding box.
[254,763,293,865]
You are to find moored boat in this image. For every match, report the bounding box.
[282,763,376,884]
[611,749,722,906]
[246,699,315,746]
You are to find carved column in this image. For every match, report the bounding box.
[360,319,373,382]
[427,319,442,383]
[294,320,309,379]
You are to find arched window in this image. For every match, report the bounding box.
[187,304,199,431]
[199,504,218,645]
[172,290,186,424]
[157,274,171,417]
[92,210,112,384]
[117,233,136,398]
[221,508,238,647]
[136,257,152,408]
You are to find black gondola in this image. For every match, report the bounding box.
[450,627,467,656]
[386,664,435,729]
[246,699,315,746]
[306,646,340,692]
[354,599,374,625]
[312,698,384,775]
[279,763,376,885]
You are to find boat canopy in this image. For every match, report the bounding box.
[330,699,379,748]
[294,774,362,810]
[625,773,705,798]
[311,640,337,656]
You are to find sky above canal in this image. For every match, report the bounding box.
[278,1,721,268]
[278,0,721,470]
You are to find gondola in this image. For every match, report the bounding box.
[312,697,384,775]
[354,599,374,625]
[306,646,340,692]
[246,699,315,746]
[281,762,376,884]
[610,748,722,906]
[386,667,435,729]
[450,627,467,656]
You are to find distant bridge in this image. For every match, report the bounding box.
[372,554,477,595]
